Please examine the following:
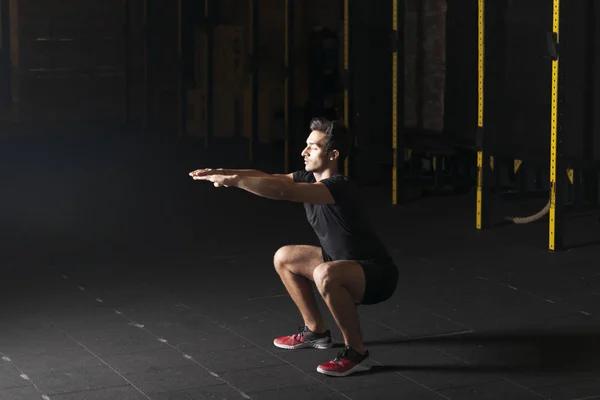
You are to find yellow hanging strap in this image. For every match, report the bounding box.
[476,0,485,229]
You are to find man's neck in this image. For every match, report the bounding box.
[313,168,338,182]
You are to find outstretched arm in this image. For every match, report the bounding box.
[189,168,293,181]
[193,174,334,204]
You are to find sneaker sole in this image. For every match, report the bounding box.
[273,338,332,350]
[316,363,371,377]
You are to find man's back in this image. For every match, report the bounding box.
[293,170,391,262]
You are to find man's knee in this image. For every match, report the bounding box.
[313,263,335,293]
[273,245,323,279]
[273,245,293,271]
[313,261,365,304]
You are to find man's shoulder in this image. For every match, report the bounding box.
[321,172,353,187]
[292,170,315,183]
[320,173,357,203]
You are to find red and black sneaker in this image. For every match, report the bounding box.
[317,346,371,377]
[273,325,332,350]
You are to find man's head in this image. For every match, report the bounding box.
[302,117,350,173]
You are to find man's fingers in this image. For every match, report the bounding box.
[193,175,227,188]
[189,168,211,176]
[189,168,230,178]
[193,175,217,182]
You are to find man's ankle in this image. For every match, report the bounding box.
[306,324,327,335]
[349,345,367,356]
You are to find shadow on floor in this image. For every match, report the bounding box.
[362,328,600,375]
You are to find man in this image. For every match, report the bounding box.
[189,117,398,377]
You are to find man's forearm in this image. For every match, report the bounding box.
[231,175,293,201]
[222,169,271,178]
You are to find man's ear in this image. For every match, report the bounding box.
[330,150,339,161]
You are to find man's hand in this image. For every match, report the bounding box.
[189,168,227,178]
[192,173,238,188]
[190,173,333,204]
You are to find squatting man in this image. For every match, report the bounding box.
[189,117,398,377]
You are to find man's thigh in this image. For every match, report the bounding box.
[313,260,367,305]
[274,244,324,281]
[357,259,398,305]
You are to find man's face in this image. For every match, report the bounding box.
[301,130,329,172]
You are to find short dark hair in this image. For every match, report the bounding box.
[309,117,351,163]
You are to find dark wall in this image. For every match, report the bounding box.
[14,0,132,123]
[125,0,147,129]
[147,0,180,134]
[450,0,600,164]
[560,0,599,163]
[444,1,477,144]
[594,1,600,162]
[349,0,393,182]
[404,0,446,134]
[490,0,553,162]
[0,0,10,107]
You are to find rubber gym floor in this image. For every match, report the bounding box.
[1,129,599,400]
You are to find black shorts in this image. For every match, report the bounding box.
[322,250,398,306]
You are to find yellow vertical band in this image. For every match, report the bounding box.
[343,0,350,176]
[549,0,560,250]
[392,0,398,205]
[284,0,290,172]
[477,0,484,128]
[476,0,485,229]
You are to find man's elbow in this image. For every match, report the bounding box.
[279,185,301,202]
[275,182,305,203]
[283,185,334,205]
[264,180,296,202]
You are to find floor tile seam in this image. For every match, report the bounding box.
[34,383,134,398]
[242,383,342,398]
[435,377,551,399]
[176,303,353,400]
[415,261,597,320]
[136,382,242,398]
[470,275,598,320]
[54,273,254,400]
[573,395,600,400]
[262,304,553,400]
[52,267,578,400]
[364,312,569,399]
[53,330,153,400]
[388,294,473,330]
[524,377,600,399]
[353,309,475,365]
[0,350,60,400]
[243,304,452,400]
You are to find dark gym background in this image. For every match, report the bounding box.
[1,1,600,399]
